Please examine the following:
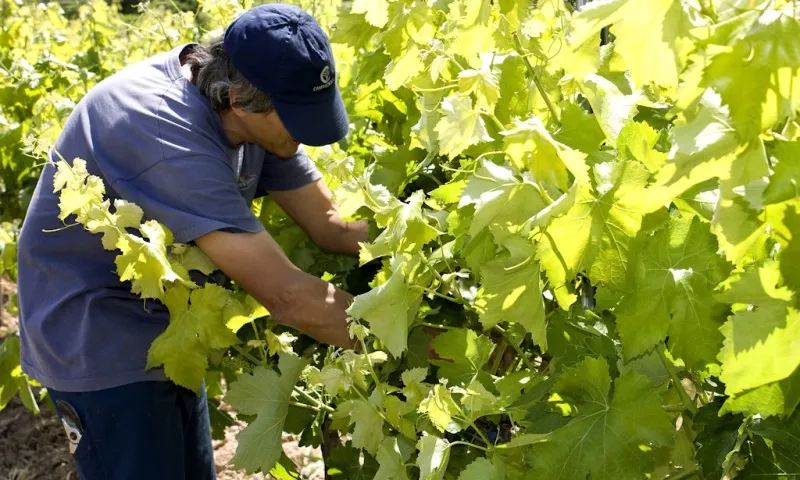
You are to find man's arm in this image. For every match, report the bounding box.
[268,179,369,256]
[195,229,355,349]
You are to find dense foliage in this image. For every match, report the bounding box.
[2,0,800,479]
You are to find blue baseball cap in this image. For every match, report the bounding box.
[223,4,349,146]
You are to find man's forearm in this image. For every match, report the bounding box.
[267,181,370,257]
[195,230,356,349]
[270,269,356,349]
[321,218,369,256]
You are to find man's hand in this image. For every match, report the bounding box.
[195,229,356,349]
[268,179,368,256]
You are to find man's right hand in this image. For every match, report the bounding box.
[195,229,356,349]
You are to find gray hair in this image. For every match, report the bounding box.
[183,38,274,113]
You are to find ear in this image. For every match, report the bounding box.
[228,88,247,118]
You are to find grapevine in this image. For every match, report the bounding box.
[1,0,800,479]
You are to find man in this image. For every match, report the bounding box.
[16,4,365,479]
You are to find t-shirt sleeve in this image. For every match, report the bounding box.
[110,155,265,244]
[256,146,322,194]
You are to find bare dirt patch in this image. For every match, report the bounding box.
[0,397,78,480]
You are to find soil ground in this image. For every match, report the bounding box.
[0,276,324,480]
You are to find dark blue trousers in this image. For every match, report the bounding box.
[48,381,216,480]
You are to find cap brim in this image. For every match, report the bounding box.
[272,87,349,147]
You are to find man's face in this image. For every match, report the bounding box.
[237,108,301,159]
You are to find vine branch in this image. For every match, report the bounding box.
[512,33,561,126]
[658,344,697,415]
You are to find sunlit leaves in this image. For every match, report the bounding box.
[475,236,547,347]
[638,91,742,212]
[410,93,442,153]
[457,457,504,480]
[501,116,589,188]
[49,158,247,394]
[458,160,546,239]
[374,437,411,480]
[534,160,649,307]
[431,328,493,386]
[225,354,306,473]
[416,434,450,480]
[715,261,800,416]
[321,351,390,396]
[435,95,493,158]
[115,222,188,301]
[553,102,606,154]
[337,398,386,455]
[418,384,461,433]
[579,74,640,143]
[30,2,800,479]
[779,205,800,298]
[384,44,425,91]
[616,215,730,368]
[347,259,422,358]
[528,357,673,480]
[616,122,667,173]
[85,199,143,250]
[360,190,438,263]
[764,141,800,205]
[701,6,800,138]
[146,283,241,390]
[330,12,381,49]
[223,294,268,333]
[458,68,500,112]
[170,244,218,275]
[351,0,389,28]
[53,158,105,222]
[570,0,694,91]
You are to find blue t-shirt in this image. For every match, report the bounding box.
[16,44,321,392]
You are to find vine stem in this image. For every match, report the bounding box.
[231,344,263,366]
[446,440,488,451]
[657,344,697,415]
[721,416,753,479]
[665,467,701,480]
[359,335,387,400]
[418,321,454,330]
[412,83,459,92]
[420,255,467,304]
[42,223,80,233]
[465,418,493,447]
[511,33,561,126]
[473,150,508,164]
[416,285,469,305]
[420,172,443,186]
[289,400,323,412]
[293,386,334,413]
[481,111,507,132]
[490,336,508,375]
[531,181,554,205]
[140,3,174,49]
[399,150,436,193]
[492,325,537,372]
[250,321,268,363]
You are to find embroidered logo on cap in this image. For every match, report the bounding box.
[314,65,334,91]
